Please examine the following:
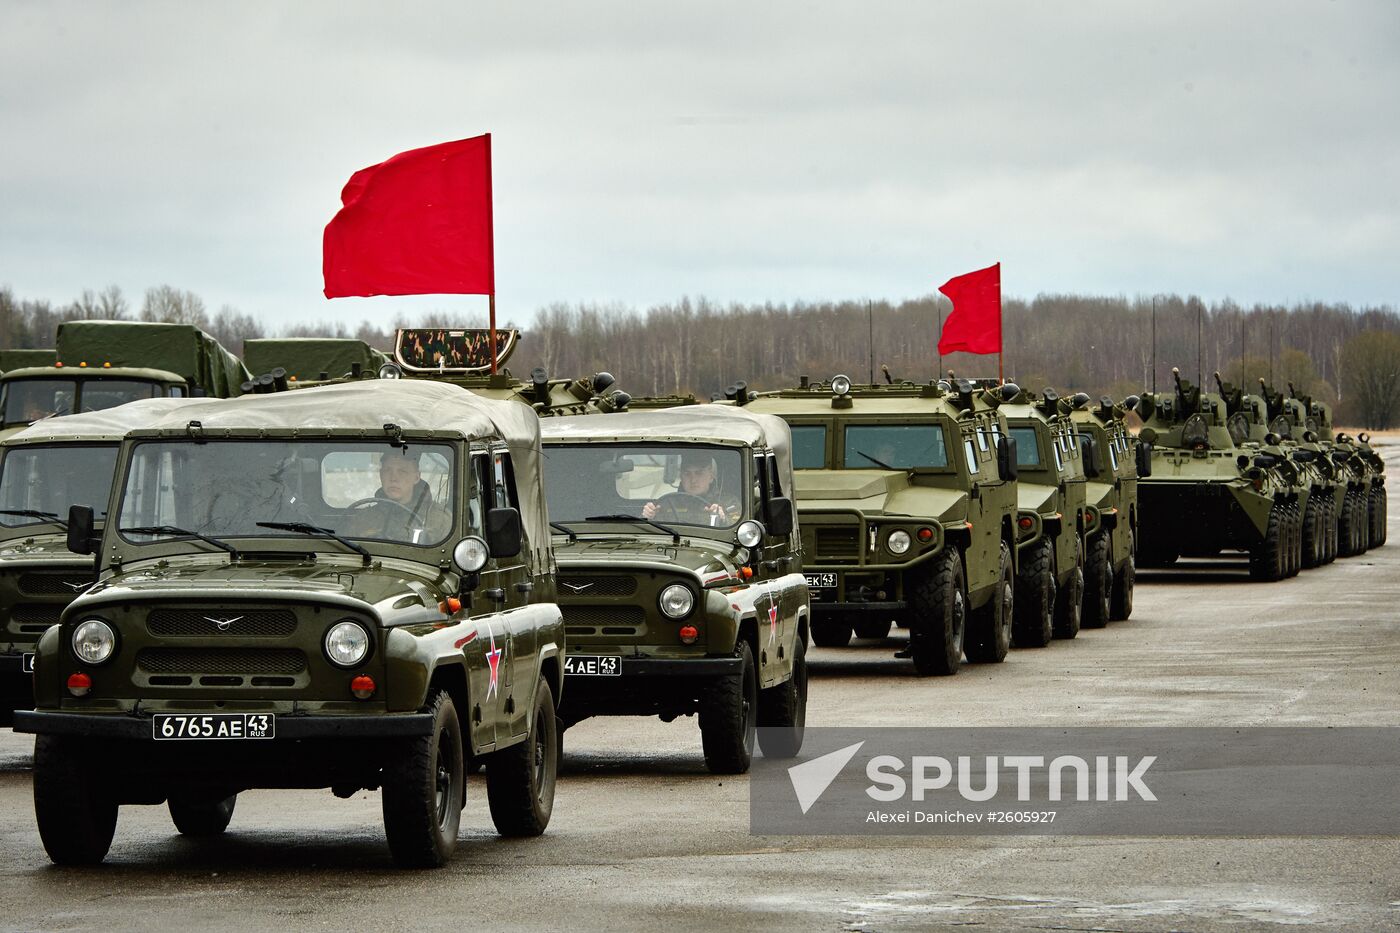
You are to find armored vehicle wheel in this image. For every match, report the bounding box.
[34,735,117,866]
[810,617,853,647]
[1372,485,1388,547]
[965,541,1013,663]
[487,679,558,837]
[853,619,893,641]
[1012,538,1054,648]
[907,547,966,676]
[1053,552,1083,640]
[1302,495,1324,569]
[168,794,237,836]
[757,635,807,758]
[1249,505,1286,581]
[1324,495,1339,563]
[1356,490,1373,553]
[1284,503,1300,578]
[700,639,758,774]
[382,689,464,868]
[1339,490,1361,557]
[1109,529,1135,622]
[1081,533,1112,629]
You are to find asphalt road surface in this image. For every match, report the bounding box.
[0,449,1396,931]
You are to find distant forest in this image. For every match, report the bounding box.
[3,284,1398,424]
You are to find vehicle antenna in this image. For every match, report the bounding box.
[867,300,875,385]
[1151,295,1157,394]
[1269,310,1275,385]
[1196,299,1202,395]
[936,300,943,380]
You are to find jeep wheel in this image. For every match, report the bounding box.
[1012,537,1054,648]
[965,540,1013,663]
[34,735,117,866]
[1109,530,1135,621]
[381,689,464,868]
[907,547,965,676]
[169,794,237,836]
[1249,505,1286,581]
[853,619,892,641]
[700,639,757,774]
[757,636,807,759]
[810,617,853,647]
[1082,532,1112,628]
[487,679,558,837]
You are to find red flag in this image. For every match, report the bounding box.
[937,262,1001,355]
[323,135,494,298]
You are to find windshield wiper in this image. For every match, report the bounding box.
[256,521,371,565]
[583,514,681,544]
[120,524,241,560]
[853,449,900,471]
[549,521,578,542]
[0,509,66,528]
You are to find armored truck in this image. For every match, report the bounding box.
[16,381,563,868]
[243,337,391,384]
[540,406,808,773]
[741,376,1019,676]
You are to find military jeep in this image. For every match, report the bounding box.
[742,376,1019,676]
[540,406,808,774]
[16,381,564,868]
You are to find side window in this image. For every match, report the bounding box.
[469,453,489,530]
[1053,442,1064,471]
[976,425,989,451]
[492,451,519,509]
[964,439,980,474]
[767,454,783,497]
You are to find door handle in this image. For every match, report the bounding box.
[483,587,506,602]
[514,581,534,594]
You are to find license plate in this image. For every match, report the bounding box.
[153,713,275,740]
[564,655,621,677]
[804,572,838,589]
[21,654,34,674]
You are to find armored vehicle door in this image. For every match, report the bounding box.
[961,419,1000,592]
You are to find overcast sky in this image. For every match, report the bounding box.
[2,1,1397,330]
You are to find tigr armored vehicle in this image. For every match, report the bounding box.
[741,375,1019,676]
[17,381,563,868]
[540,406,808,773]
[242,337,392,384]
[0,399,199,716]
[1136,369,1303,581]
[1067,393,1148,624]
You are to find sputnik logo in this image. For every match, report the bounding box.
[485,623,504,698]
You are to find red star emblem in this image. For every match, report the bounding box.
[768,599,779,643]
[485,624,504,698]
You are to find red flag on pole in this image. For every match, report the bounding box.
[323,134,495,299]
[936,262,1001,356]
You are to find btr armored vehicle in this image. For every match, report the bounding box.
[1251,379,1341,567]
[994,386,1091,644]
[742,376,1019,676]
[540,407,807,773]
[243,337,392,384]
[0,321,249,439]
[1136,369,1302,581]
[1068,393,1147,624]
[0,399,197,716]
[17,381,563,868]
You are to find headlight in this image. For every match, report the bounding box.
[831,374,852,396]
[325,620,371,668]
[378,362,404,379]
[736,520,764,548]
[659,584,695,620]
[887,530,912,555]
[72,619,116,664]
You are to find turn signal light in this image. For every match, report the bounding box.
[79,361,88,367]
[102,361,111,368]
[1017,516,1034,530]
[916,527,934,542]
[740,566,754,579]
[67,672,92,697]
[55,361,64,367]
[679,625,698,644]
[350,675,376,699]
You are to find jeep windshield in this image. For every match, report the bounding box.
[543,444,746,530]
[116,440,456,548]
[0,377,166,426]
[840,424,949,470]
[0,444,120,529]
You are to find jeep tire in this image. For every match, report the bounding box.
[757,635,807,759]
[700,639,757,774]
[965,540,1013,663]
[853,618,893,641]
[907,547,966,676]
[487,679,558,837]
[34,735,118,866]
[811,617,853,647]
[169,794,237,836]
[382,689,464,868]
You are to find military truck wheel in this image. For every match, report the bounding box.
[907,547,966,676]
[1109,529,1135,621]
[700,639,758,774]
[1081,533,1112,629]
[1249,506,1286,581]
[487,679,558,837]
[757,636,807,759]
[1372,485,1388,547]
[381,689,464,868]
[853,619,893,641]
[34,735,118,866]
[168,794,237,836]
[1302,496,1324,569]
[1012,538,1054,649]
[810,617,853,647]
[965,541,1013,663]
[1053,554,1083,639]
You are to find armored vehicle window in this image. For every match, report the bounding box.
[0,444,120,528]
[1009,426,1041,467]
[976,426,989,451]
[789,425,826,469]
[964,439,979,474]
[1052,442,1063,471]
[1,379,78,425]
[119,440,455,548]
[78,379,163,413]
[543,444,744,528]
[842,424,948,469]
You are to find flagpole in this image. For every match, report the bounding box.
[485,133,498,375]
[489,293,498,375]
[998,287,1004,384]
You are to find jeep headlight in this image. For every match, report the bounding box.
[736,520,763,548]
[886,529,912,555]
[659,584,695,620]
[72,619,116,664]
[325,620,371,668]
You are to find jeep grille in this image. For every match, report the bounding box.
[563,605,646,635]
[17,572,90,596]
[557,575,638,597]
[136,648,306,675]
[147,608,298,638]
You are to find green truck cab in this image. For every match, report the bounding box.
[540,406,807,773]
[0,321,250,439]
[0,349,58,373]
[243,337,392,384]
[16,381,563,868]
[0,399,198,715]
[1067,392,1147,625]
[994,386,1093,645]
[741,376,1019,676]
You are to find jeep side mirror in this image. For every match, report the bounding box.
[996,435,1018,482]
[1082,436,1101,479]
[485,507,523,558]
[765,496,794,537]
[1135,442,1153,478]
[66,505,97,555]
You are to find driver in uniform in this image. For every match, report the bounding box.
[641,451,740,524]
[347,451,451,543]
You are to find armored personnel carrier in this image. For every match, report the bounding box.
[1250,379,1341,567]
[740,375,1019,676]
[1305,397,1386,554]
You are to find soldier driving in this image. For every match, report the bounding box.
[642,451,740,524]
[348,450,451,543]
